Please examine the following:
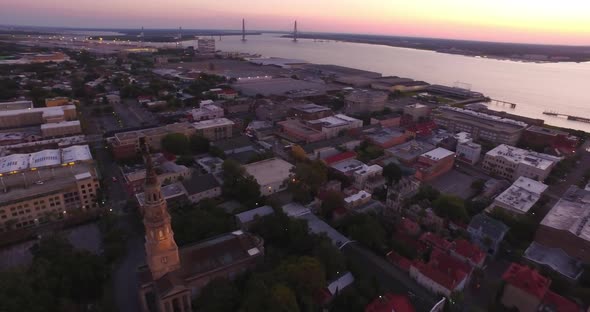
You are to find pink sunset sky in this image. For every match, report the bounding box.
[2,0,590,45]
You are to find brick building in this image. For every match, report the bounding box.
[414,147,455,182]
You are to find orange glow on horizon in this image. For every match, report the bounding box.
[2,0,589,45]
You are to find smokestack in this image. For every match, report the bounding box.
[293,20,298,42]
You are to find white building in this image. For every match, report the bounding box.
[243,158,294,196]
[456,141,481,165]
[482,144,561,181]
[190,102,224,121]
[492,177,548,215]
[0,145,92,175]
[192,118,234,141]
[404,103,430,121]
[353,164,385,191]
[344,190,372,209]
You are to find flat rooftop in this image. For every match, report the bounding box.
[386,140,436,162]
[526,125,568,137]
[365,128,406,145]
[438,106,528,132]
[0,104,75,118]
[233,78,329,97]
[193,118,234,129]
[0,163,96,205]
[421,147,455,161]
[243,158,294,186]
[302,64,382,79]
[330,158,365,174]
[292,103,331,114]
[486,144,561,170]
[40,120,81,130]
[540,186,590,243]
[494,177,548,214]
[0,100,33,111]
[524,242,584,280]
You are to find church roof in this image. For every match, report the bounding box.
[138,231,263,287]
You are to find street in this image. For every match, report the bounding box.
[342,243,439,312]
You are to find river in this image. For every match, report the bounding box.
[183,34,590,132]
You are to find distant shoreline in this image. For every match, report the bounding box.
[281,34,590,64]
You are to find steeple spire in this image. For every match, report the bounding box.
[140,138,181,280]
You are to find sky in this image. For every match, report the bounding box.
[2,0,590,45]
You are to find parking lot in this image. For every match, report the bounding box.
[428,169,481,199]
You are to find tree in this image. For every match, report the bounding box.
[190,134,210,154]
[269,284,300,312]
[161,133,190,155]
[290,145,307,162]
[432,194,468,222]
[175,155,194,166]
[320,191,345,219]
[339,215,387,252]
[0,235,112,312]
[0,78,19,100]
[312,240,347,280]
[171,200,235,246]
[277,256,326,299]
[289,160,327,203]
[222,159,261,208]
[471,179,486,194]
[194,278,241,312]
[382,163,402,184]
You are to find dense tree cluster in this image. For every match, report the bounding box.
[355,141,384,163]
[161,133,191,155]
[222,159,262,208]
[191,209,350,312]
[288,160,328,204]
[170,199,235,246]
[0,236,109,312]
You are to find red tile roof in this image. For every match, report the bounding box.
[541,291,579,312]
[502,263,551,299]
[420,232,452,250]
[324,151,358,165]
[452,239,486,265]
[365,294,416,312]
[413,249,471,291]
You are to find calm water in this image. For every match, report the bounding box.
[185,34,590,132]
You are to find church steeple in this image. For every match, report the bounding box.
[140,138,181,280]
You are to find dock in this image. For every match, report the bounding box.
[543,111,590,123]
[490,99,517,108]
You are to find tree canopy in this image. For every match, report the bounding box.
[0,235,109,312]
[222,159,261,208]
[289,160,327,203]
[432,194,469,222]
[382,163,402,184]
[161,133,190,155]
[171,199,235,246]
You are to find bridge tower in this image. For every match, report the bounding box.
[242,19,247,42]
